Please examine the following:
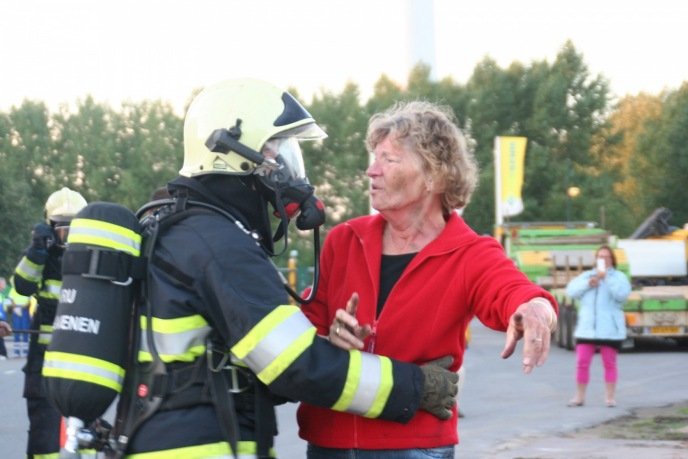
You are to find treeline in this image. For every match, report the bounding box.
[1,41,687,275]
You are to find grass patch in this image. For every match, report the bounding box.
[591,404,688,441]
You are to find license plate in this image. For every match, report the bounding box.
[650,326,680,335]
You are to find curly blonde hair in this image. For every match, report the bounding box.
[365,101,478,214]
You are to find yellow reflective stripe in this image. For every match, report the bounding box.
[232,305,316,384]
[234,441,276,458]
[332,350,361,411]
[33,453,60,459]
[232,305,299,359]
[331,352,393,418]
[39,324,53,345]
[138,314,209,363]
[43,351,125,392]
[68,217,141,256]
[39,279,62,300]
[126,441,231,459]
[124,440,275,458]
[138,344,206,363]
[258,326,316,384]
[16,256,42,282]
[140,314,209,333]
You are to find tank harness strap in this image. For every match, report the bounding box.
[62,248,146,283]
[153,358,211,411]
[174,188,189,213]
[254,383,276,459]
[153,358,256,410]
[207,344,240,458]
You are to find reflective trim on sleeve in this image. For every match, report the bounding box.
[15,256,43,283]
[68,217,142,256]
[33,453,60,459]
[38,279,62,300]
[232,305,316,385]
[43,351,125,393]
[331,350,394,418]
[125,440,275,458]
[138,314,210,363]
[39,324,53,345]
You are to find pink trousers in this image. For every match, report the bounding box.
[575,343,618,384]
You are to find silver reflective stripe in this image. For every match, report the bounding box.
[42,280,62,299]
[348,352,383,415]
[240,311,312,372]
[69,218,141,256]
[43,353,124,390]
[139,322,211,361]
[16,256,42,282]
[39,325,53,345]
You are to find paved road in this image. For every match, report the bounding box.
[1,322,687,458]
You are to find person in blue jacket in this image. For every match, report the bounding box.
[566,245,631,408]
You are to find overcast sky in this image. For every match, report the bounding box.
[1,0,686,114]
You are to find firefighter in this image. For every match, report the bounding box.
[8,281,32,357]
[13,186,87,459]
[118,78,458,458]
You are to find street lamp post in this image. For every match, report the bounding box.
[566,186,581,222]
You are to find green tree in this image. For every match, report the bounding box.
[112,100,183,211]
[588,93,663,235]
[0,108,37,275]
[633,84,688,227]
[0,101,59,275]
[414,41,610,235]
[52,97,120,202]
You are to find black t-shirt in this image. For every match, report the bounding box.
[377,253,417,317]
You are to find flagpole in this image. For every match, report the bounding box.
[494,136,503,227]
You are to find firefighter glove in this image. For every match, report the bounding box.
[29,222,55,261]
[419,356,459,420]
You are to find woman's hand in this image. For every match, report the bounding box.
[501,298,556,374]
[329,292,372,350]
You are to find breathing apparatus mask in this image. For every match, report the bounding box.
[51,220,72,248]
[205,121,325,233]
[205,122,324,304]
[254,136,325,231]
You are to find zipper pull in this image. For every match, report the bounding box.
[366,320,378,353]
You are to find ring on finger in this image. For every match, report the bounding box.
[532,337,543,342]
[335,324,341,336]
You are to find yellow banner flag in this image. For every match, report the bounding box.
[494,136,527,219]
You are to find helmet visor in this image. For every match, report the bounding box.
[272,122,327,141]
[53,222,71,247]
[260,137,306,180]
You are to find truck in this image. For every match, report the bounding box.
[496,208,688,350]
